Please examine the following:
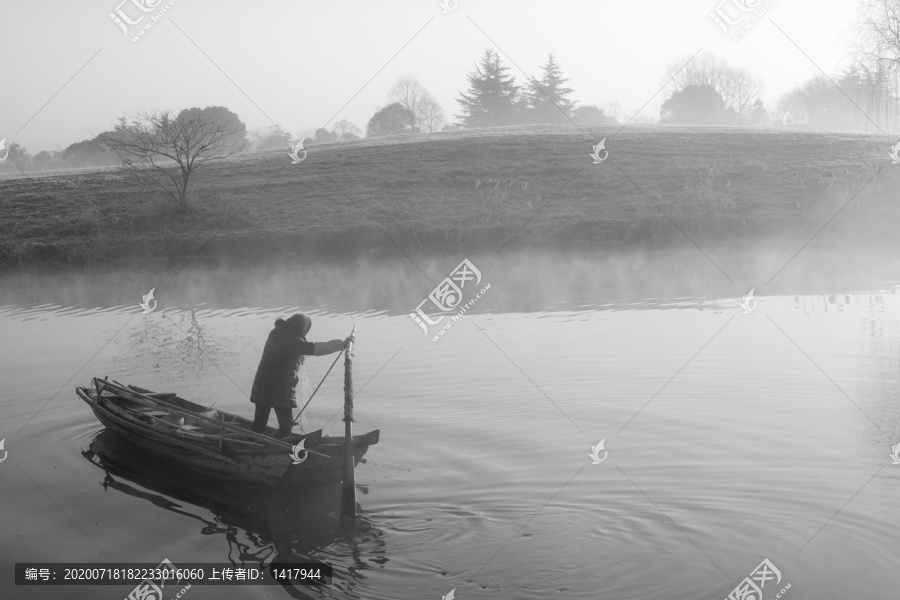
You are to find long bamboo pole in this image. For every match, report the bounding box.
[341,326,357,519]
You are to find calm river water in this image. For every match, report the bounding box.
[1,243,899,600]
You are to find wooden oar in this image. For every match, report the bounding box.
[341,326,357,519]
[98,379,331,458]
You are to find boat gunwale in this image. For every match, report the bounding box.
[76,384,379,463]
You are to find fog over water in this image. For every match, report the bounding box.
[2,240,899,598]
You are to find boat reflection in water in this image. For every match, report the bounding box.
[82,429,387,599]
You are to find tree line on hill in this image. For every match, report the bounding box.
[453,50,616,128]
[658,51,900,130]
[0,48,618,174]
[362,50,618,138]
[6,0,900,178]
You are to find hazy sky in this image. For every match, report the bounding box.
[0,0,860,152]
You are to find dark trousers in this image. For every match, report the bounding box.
[251,404,294,438]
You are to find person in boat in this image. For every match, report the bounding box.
[250,314,354,439]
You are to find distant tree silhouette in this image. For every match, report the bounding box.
[0,142,31,171]
[663,52,730,97]
[660,84,726,125]
[774,69,899,131]
[314,128,338,143]
[61,140,92,166]
[417,95,445,132]
[722,68,765,125]
[455,49,520,127]
[333,119,362,141]
[572,105,616,124]
[249,125,292,152]
[838,65,899,131]
[663,52,763,126]
[56,135,118,168]
[387,77,444,132]
[750,99,768,125]
[32,151,53,171]
[102,106,246,211]
[366,103,417,137]
[522,54,577,123]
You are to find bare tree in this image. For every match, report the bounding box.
[103,107,245,211]
[418,95,445,132]
[854,0,900,79]
[851,2,900,132]
[774,77,831,126]
[844,64,900,131]
[388,77,429,130]
[249,124,291,152]
[602,100,625,122]
[722,68,765,125]
[387,76,446,131]
[298,127,318,141]
[664,53,763,125]
[332,119,362,141]
[662,52,730,96]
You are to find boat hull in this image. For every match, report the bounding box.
[76,382,378,489]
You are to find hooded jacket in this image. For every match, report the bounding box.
[250,315,316,408]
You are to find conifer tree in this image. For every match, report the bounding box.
[455,49,520,127]
[524,54,576,123]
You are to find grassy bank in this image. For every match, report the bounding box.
[1,124,897,266]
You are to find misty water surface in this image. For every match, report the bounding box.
[1,242,899,599]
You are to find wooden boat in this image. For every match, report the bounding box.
[81,429,370,567]
[76,377,379,489]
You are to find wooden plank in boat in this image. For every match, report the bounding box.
[136,410,170,417]
[77,389,242,466]
[108,391,330,451]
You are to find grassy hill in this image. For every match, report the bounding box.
[1,124,897,265]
